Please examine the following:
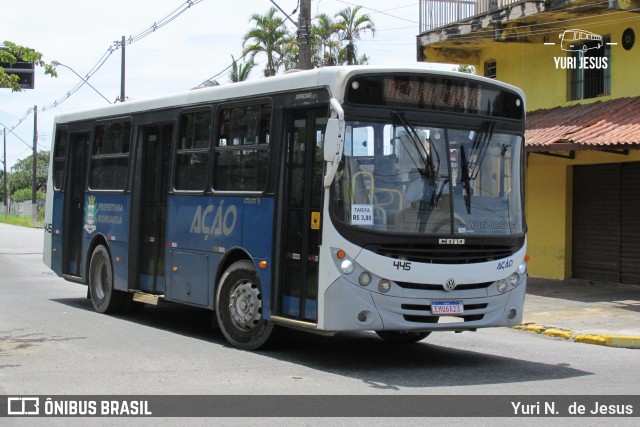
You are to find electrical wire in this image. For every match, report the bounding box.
[6,0,205,137]
[195,3,299,87]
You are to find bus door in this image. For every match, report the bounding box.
[62,132,89,277]
[136,124,172,292]
[279,108,327,322]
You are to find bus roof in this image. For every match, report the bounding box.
[53,65,525,124]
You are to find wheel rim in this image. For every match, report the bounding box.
[228,279,262,331]
[93,256,107,300]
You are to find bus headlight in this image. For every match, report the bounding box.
[497,280,508,293]
[506,272,519,287]
[340,260,354,274]
[518,261,528,276]
[358,271,372,287]
[378,279,391,293]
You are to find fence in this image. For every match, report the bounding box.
[0,200,45,217]
[419,0,525,32]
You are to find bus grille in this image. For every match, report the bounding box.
[395,281,493,291]
[366,243,518,264]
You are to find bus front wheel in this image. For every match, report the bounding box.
[375,331,431,343]
[215,260,275,350]
[88,245,127,313]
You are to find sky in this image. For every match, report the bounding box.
[1,0,451,170]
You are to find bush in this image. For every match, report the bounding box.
[12,188,45,203]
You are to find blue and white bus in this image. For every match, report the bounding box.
[44,66,527,349]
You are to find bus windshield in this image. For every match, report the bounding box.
[331,119,523,236]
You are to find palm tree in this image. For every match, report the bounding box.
[312,13,341,67]
[334,6,375,66]
[228,55,255,82]
[275,32,300,72]
[242,7,289,77]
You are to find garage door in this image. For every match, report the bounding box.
[572,162,640,285]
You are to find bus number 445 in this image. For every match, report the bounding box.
[393,261,412,271]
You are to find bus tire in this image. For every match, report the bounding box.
[88,245,127,314]
[375,331,431,343]
[215,260,275,350]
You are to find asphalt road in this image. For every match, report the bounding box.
[1,223,638,424]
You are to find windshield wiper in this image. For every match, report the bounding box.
[460,145,472,214]
[392,111,438,184]
[469,121,495,180]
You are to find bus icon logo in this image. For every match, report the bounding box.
[560,29,603,52]
[7,397,40,415]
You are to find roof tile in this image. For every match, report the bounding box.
[526,97,640,150]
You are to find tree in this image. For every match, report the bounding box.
[334,6,375,66]
[242,8,291,77]
[455,64,475,74]
[0,41,57,91]
[229,55,255,83]
[9,151,49,197]
[312,13,341,67]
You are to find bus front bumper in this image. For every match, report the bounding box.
[322,276,527,332]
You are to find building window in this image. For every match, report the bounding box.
[484,60,496,79]
[569,36,611,101]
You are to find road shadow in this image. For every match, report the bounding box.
[52,296,591,389]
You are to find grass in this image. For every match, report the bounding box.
[0,214,44,228]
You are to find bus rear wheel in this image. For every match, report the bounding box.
[88,245,128,313]
[375,331,431,343]
[215,260,275,350]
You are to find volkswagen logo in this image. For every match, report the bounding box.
[443,278,457,292]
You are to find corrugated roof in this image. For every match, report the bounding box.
[525,97,640,151]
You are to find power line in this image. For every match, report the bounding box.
[0,119,34,150]
[6,0,205,136]
[196,3,299,87]
[337,0,419,25]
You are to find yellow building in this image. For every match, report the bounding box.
[418,0,640,283]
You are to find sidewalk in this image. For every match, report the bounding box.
[517,277,640,348]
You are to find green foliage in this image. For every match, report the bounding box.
[0,214,41,227]
[334,6,375,66]
[242,7,290,77]
[455,64,476,74]
[9,151,49,197]
[1,41,57,91]
[240,6,376,75]
[12,187,45,203]
[229,55,255,82]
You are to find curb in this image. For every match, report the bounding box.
[513,323,640,349]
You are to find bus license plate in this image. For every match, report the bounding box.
[431,301,464,315]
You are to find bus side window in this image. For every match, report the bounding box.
[53,127,68,190]
[214,103,270,192]
[174,109,212,191]
[89,121,131,191]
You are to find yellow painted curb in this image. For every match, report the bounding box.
[522,324,545,333]
[544,328,574,340]
[575,334,640,349]
[516,325,640,348]
[574,334,607,346]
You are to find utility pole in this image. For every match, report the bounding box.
[2,128,7,218]
[298,0,312,70]
[32,105,37,225]
[120,36,126,102]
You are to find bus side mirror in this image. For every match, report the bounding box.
[324,99,345,187]
[324,118,343,162]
